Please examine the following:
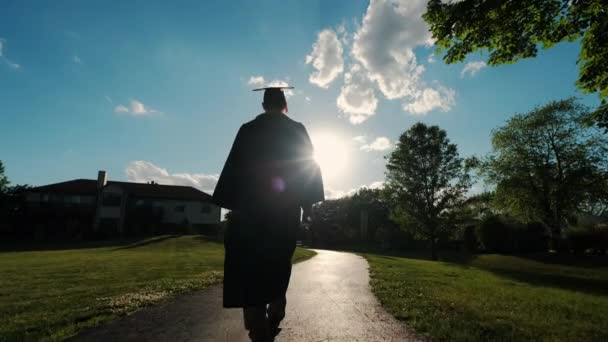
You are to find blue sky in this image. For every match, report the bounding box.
[0,0,599,198]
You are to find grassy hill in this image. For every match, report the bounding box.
[0,235,316,341]
[366,252,608,341]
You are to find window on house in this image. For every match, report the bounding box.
[175,205,185,213]
[201,203,211,214]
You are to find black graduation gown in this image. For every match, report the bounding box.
[212,112,324,308]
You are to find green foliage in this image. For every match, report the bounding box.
[366,252,608,341]
[423,0,608,128]
[479,98,608,242]
[0,160,9,194]
[310,188,396,248]
[385,122,471,259]
[462,225,479,252]
[476,216,548,254]
[566,224,608,254]
[477,215,511,253]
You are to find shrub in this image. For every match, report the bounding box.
[477,215,514,253]
[517,222,549,253]
[463,225,479,252]
[476,216,548,253]
[566,224,608,255]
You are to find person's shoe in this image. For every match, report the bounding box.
[268,321,282,338]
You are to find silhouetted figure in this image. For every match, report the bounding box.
[212,86,324,342]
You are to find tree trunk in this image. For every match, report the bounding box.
[549,222,566,253]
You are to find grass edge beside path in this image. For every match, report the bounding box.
[363,252,608,342]
[0,235,316,342]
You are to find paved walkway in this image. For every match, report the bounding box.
[71,250,418,342]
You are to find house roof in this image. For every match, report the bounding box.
[29,179,212,201]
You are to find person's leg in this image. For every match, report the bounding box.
[243,305,270,342]
[267,295,287,335]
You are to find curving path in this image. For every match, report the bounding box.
[71,250,419,342]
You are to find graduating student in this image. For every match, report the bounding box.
[212,86,324,342]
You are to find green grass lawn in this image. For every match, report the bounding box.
[0,235,316,342]
[366,252,608,342]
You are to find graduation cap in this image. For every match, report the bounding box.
[253,86,293,110]
[252,86,294,92]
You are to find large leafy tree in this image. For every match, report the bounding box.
[481,98,608,247]
[423,0,608,129]
[385,123,471,259]
[0,160,9,195]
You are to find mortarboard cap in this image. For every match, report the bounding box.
[252,86,294,92]
[253,86,293,108]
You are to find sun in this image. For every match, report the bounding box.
[310,132,349,180]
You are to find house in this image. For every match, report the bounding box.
[21,171,221,238]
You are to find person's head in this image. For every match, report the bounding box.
[262,88,288,113]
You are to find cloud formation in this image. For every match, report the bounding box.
[114,99,160,116]
[337,64,378,124]
[248,76,265,87]
[0,38,21,69]
[360,136,392,151]
[404,85,456,114]
[325,180,385,199]
[126,160,218,193]
[327,0,456,118]
[352,0,431,100]
[461,61,487,78]
[247,76,294,97]
[306,29,344,88]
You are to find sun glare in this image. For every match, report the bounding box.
[311,132,349,180]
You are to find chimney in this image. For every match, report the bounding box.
[97,170,107,189]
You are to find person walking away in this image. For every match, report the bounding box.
[212,86,324,342]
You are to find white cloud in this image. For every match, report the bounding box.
[113,99,160,116]
[361,137,392,151]
[0,38,21,70]
[352,0,430,100]
[126,161,219,194]
[248,76,265,88]
[324,180,385,199]
[461,61,487,78]
[337,64,378,124]
[7,61,20,69]
[114,105,129,113]
[247,76,294,97]
[130,99,146,114]
[367,180,385,189]
[427,53,435,63]
[353,135,367,144]
[345,0,455,116]
[104,95,113,103]
[305,96,311,102]
[306,29,344,88]
[404,85,455,114]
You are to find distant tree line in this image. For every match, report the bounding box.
[309,98,608,259]
[0,161,32,237]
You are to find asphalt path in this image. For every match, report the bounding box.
[71,249,419,342]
